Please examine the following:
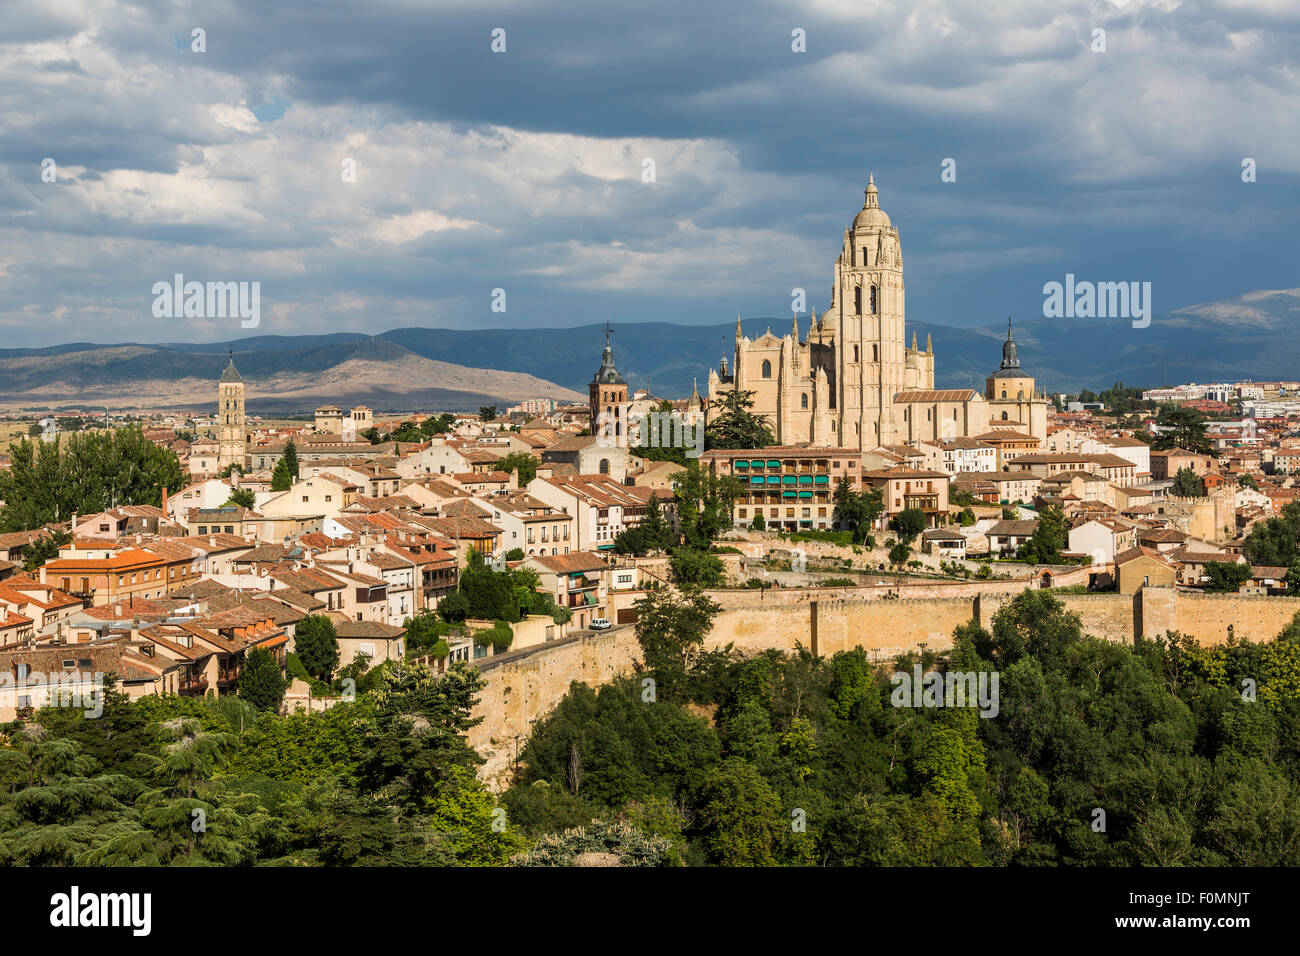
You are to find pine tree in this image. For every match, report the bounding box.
[240,646,287,711]
[283,438,300,481]
[295,615,341,680]
[270,456,293,492]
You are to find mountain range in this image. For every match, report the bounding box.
[1,289,1296,413]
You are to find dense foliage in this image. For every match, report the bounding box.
[505,589,1300,866]
[705,389,775,450]
[0,430,186,532]
[0,664,524,865]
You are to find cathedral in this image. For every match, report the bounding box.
[707,174,1047,450]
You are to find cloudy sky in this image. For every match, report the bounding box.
[2,0,1297,348]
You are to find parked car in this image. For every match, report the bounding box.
[590,618,612,630]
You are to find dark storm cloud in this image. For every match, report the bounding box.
[0,0,1297,348]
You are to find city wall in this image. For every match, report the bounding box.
[470,589,1300,789]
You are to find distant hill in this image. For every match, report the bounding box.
[2,289,1295,412]
[383,289,1300,396]
[0,338,584,414]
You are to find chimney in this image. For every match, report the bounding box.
[161,486,168,515]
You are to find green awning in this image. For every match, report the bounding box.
[782,476,796,485]
[814,475,829,484]
[798,490,813,499]
[750,476,765,485]
[767,460,781,468]
[735,460,749,468]
[798,475,812,484]
[767,476,782,484]
[783,491,797,499]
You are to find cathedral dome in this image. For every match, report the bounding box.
[852,172,891,231]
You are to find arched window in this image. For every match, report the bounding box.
[599,458,610,475]
[871,286,878,314]
[1017,389,1024,399]
[801,393,808,409]
[854,287,862,315]
[761,360,772,379]
[1001,411,1008,421]
[1001,390,1007,398]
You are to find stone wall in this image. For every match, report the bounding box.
[469,588,1300,789]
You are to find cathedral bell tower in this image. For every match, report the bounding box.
[589,322,628,439]
[217,348,248,471]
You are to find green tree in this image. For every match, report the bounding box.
[1204,562,1251,593]
[282,438,300,481]
[389,421,424,442]
[1244,501,1300,566]
[669,548,725,589]
[1172,466,1205,498]
[1019,505,1066,564]
[0,429,185,532]
[421,413,456,436]
[21,529,71,572]
[633,587,721,698]
[295,615,340,681]
[270,457,293,492]
[890,507,926,543]
[479,406,498,422]
[499,451,539,485]
[1153,406,1211,454]
[240,647,287,711]
[832,475,883,544]
[705,389,775,450]
[225,488,256,509]
[696,758,782,866]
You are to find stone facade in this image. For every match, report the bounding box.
[216,353,247,471]
[706,174,1049,451]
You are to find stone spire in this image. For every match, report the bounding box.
[926,333,932,354]
[593,320,626,384]
[912,331,918,351]
[1000,316,1021,370]
[864,170,878,208]
[791,312,799,343]
[736,312,743,341]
